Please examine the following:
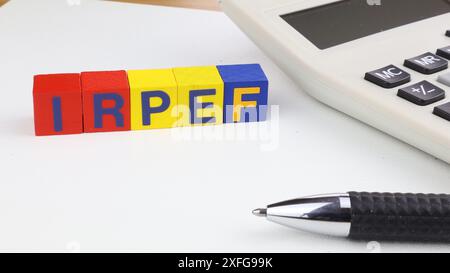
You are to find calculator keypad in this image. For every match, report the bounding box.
[437,46,450,60]
[364,65,410,88]
[364,30,450,122]
[397,81,445,106]
[404,52,448,74]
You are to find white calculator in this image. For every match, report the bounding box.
[220,0,450,163]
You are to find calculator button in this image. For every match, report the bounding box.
[397,81,445,106]
[437,46,450,60]
[364,65,410,88]
[438,72,450,87]
[404,53,448,74]
[433,102,450,122]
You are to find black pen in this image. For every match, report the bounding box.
[253,192,450,242]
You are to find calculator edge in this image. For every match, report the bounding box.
[221,0,450,164]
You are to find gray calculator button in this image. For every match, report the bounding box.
[364,65,410,88]
[397,81,445,106]
[437,46,450,60]
[438,72,450,87]
[434,102,450,122]
[404,52,448,74]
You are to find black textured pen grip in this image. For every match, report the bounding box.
[349,192,450,242]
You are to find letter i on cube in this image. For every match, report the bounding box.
[33,73,83,136]
[32,64,269,136]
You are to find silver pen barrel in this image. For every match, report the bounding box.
[253,193,352,237]
[255,192,450,241]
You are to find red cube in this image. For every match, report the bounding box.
[81,70,131,133]
[33,73,83,136]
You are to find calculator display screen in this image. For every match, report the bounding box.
[281,0,450,49]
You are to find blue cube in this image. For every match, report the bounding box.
[216,64,269,123]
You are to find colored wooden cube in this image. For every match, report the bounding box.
[33,73,83,136]
[173,66,224,126]
[81,70,131,133]
[128,69,178,130]
[216,64,268,123]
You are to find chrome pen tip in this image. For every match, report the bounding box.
[252,208,267,217]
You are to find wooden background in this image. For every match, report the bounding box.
[0,0,220,10]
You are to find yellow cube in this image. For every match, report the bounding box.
[128,69,178,130]
[173,66,224,126]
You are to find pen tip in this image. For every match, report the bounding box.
[252,208,267,217]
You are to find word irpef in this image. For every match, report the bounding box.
[33,64,269,136]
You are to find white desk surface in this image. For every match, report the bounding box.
[0,0,450,253]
